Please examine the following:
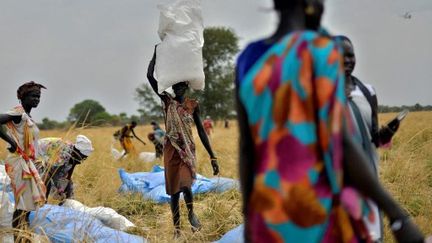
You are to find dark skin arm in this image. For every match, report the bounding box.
[236,92,255,242]
[147,45,169,100]
[192,106,219,175]
[131,128,147,146]
[0,114,20,152]
[368,93,399,146]
[343,128,424,242]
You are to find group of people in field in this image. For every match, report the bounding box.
[0,0,430,242]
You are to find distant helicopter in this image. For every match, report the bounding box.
[400,12,412,19]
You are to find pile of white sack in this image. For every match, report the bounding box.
[62,199,136,231]
[155,0,205,93]
[0,164,14,243]
[111,145,156,163]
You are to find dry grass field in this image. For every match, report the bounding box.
[1,111,432,242]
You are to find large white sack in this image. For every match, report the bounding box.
[139,152,156,163]
[0,164,10,186]
[63,199,136,231]
[0,164,14,243]
[155,0,205,93]
[0,191,14,228]
[111,146,125,160]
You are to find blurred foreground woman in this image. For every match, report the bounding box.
[235,0,425,242]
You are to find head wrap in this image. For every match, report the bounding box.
[17,81,46,100]
[74,135,94,156]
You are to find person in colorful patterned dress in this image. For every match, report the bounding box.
[147,47,219,236]
[235,0,424,242]
[37,135,93,203]
[0,81,47,240]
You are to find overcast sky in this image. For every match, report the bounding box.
[0,0,431,122]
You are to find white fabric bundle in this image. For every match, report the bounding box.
[155,0,205,94]
[0,165,14,243]
[62,199,136,231]
[138,152,156,163]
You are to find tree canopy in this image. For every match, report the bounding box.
[68,99,107,126]
[196,27,239,119]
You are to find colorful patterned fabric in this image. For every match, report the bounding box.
[37,137,76,199]
[4,105,46,211]
[38,137,74,168]
[236,31,372,242]
[163,95,198,178]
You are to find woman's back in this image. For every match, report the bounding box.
[236,30,367,242]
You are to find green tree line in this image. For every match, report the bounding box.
[378,103,432,113]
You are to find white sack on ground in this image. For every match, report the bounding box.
[111,146,125,160]
[155,0,205,93]
[0,191,14,228]
[62,199,136,231]
[0,165,14,243]
[139,152,156,163]
[111,146,156,163]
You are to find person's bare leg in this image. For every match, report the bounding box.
[170,192,181,237]
[12,210,31,242]
[182,186,201,232]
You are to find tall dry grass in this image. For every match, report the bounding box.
[379,112,432,241]
[1,112,431,242]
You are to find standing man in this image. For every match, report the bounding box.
[337,35,401,242]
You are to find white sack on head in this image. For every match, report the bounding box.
[155,0,205,94]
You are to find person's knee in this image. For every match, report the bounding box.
[171,192,181,201]
[181,186,191,193]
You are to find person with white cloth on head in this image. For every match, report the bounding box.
[37,135,94,204]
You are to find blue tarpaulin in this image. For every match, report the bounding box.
[214,224,244,243]
[29,205,145,243]
[119,165,238,203]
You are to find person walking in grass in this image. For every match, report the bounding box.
[114,121,146,160]
[147,47,220,237]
